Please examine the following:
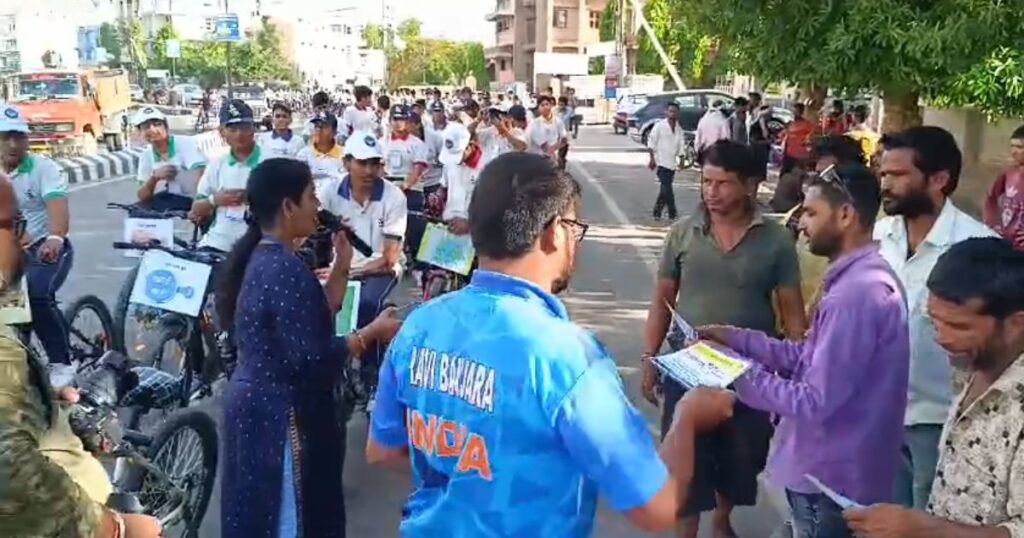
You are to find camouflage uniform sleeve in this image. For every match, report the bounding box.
[0,329,104,538]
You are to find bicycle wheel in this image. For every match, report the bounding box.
[63,294,114,370]
[144,322,190,377]
[112,264,139,355]
[114,264,167,362]
[139,409,218,538]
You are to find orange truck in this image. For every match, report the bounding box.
[5,69,132,157]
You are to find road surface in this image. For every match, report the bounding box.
[58,126,785,537]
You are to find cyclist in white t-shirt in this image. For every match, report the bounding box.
[133,106,207,212]
[296,111,345,197]
[258,102,304,159]
[341,85,379,142]
[525,95,568,161]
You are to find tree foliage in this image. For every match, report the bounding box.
[670,0,1024,126]
[379,18,489,89]
[145,19,299,89]
[631,0,728,89]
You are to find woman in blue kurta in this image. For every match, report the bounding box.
[216,158,400,538]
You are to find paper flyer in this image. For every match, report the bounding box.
[805,474,864,509]
[664,299,699,344]
[652,341,751,389]
[416,222,475,275]
[334,281,362,336]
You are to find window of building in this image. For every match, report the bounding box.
[499,59,507,71]
[553,8,568,29]
[589,10,601,29]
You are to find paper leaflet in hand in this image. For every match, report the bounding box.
[651,341,751,389]
[804,474,864,509]
[664,299,698,344]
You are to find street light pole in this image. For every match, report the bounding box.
[224,0,233,100]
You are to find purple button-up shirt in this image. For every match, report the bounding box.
[728,244,909,505]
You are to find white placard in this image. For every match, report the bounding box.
[129,250,212,317]
[123,218,175,258]
[0,276,31,326]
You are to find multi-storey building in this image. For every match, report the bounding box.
[485,0,607,88]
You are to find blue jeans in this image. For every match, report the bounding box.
[26,239,74,365]
[405,189,428,259]
[787,490,852,538]
[654,166,677,219]
[893,424,943,510]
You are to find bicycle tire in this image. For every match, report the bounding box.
[423,274,448,301]
[112,263,140,355]
[63,294,114,368]
[142,409,218,538]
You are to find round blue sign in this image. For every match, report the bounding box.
[364,135,376,147]
[4,108,18,119]
[145,269,178,304]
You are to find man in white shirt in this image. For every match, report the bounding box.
[437,122,484,236]
[296,111,345,198]
[303,90,332,143]
[191,100,266,253]
[341,85,379,142]
[319,131,406,382]
[525,95,568,160]
[133,106,206,212]
[647,102,686,221]
[474,104,527,167]
[1,104,74,373]
[258,102,304,159]
[695,100,733,157]
[873,125,996,510]
[382,105,431,255]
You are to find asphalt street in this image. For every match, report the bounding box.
[58,126,785,537]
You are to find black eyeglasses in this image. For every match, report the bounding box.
[559,218,589,243]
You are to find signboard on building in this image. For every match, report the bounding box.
[604,54,621,98]
[214,15,241,42]
[533,52,588,77]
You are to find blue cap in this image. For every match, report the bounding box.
[428,100,445,114]
[219,99,254,125]
[389,104,411,120]
[310,110,338,131]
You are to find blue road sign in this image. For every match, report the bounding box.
[214,15,241,42]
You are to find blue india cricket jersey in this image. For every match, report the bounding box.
[370,270,668,537]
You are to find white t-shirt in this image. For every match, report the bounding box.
[477,125,525,166]
[647,119,687,170]
[525,115,567,154]
[380,134,429,186]
[318,175,408,274]
[136,135,207,197]
[195,146,267,252]
[257,130,306,159]
[295,144,345,198]
[10,154,66,241]
[442,160,483,222]
[342,106,379,138]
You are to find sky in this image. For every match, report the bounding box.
[390,0,493,45]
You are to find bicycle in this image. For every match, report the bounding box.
[193,107,211,133]
[111,239,231,413]
[65,350,218,538]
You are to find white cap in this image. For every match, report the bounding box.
[438,123,471,167]
[343,130,384,160]
[0,104,28,133]
[131,105,167,127]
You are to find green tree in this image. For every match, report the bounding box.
[98,22,122,66]
[397,19,422,43]
[635,0,727,89]
[671,0,1024,130]
[362,23,386,50]
[382,18,488,88]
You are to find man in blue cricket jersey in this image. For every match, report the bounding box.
[367,152,736,537]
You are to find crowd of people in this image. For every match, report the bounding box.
[0,79,1023,538]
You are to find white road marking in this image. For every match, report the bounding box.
[568,158,658,278]
[68,175,131,193]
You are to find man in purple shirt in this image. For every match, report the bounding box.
[701,163,910,538]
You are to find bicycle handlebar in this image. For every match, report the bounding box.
[112,241,227,266]
[107,202,189,221]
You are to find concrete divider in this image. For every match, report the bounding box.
[57,130,227,185]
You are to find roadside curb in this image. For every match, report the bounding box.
[54,130,226,185]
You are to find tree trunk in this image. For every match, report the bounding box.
[801,84,827,126]
[880,90,922,133]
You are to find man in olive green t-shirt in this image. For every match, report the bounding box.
[642,140,807,538]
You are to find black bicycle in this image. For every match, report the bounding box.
[66,350,218,538]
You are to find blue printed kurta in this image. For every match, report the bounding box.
[221,239,349,538]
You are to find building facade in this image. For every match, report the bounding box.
[485,0,606,88]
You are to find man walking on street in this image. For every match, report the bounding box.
[695,100,732,159]
[642,140,808,538]
[983,125,1024,250]
[873,126,995,510]
[702,163,910,538]
[729,97,750,145]
[647,102,686,221]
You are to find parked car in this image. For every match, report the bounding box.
[628,90,735,146]
[173,83,204,106]
[129,84,144,102]
[612,94,648,134]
